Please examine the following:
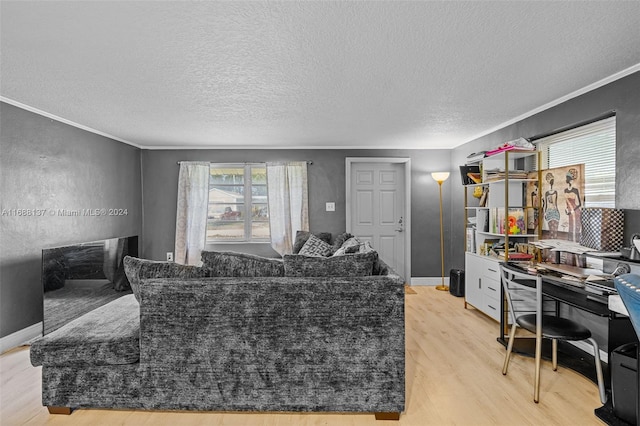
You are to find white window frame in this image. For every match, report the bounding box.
[207,163,270,243]
[534,116,616,208]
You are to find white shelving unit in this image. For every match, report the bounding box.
[463,149,541,321]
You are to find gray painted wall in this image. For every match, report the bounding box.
[450,71,640,271]
[3,71,637,341]
[0,102,142,338]
[141,149,452,278]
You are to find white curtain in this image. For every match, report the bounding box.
[174,162,210,265]
[266,161,309,255]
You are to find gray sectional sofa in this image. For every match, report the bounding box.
[30,238,405,420]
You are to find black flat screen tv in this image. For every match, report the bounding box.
[41,235,138,334]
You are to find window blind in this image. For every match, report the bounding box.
[536,116,616,208]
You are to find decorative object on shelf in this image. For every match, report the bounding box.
[580,207,625,251]
[472,186,483,199]
[540,163,584,242]
[478,187,489,207]
[525,172,539,232]
[491,208,526,235]
[432,171,450,291]
[458,165,480,185]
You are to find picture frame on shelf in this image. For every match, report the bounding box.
[490,208,526,235]
[459,165,481,185]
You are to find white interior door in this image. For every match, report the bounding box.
[348,161,407,280]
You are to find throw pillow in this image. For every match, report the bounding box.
[123,256,211,303]
[339,237,362,254]
[283,252,377,277]
[332,232,353,251]
[200,251,284,277]
[359,241,376,254]
[292,231,332,254]
[298,234,335,257]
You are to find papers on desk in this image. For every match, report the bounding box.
[531,240,599,254]
[539,262,602,280]
[586,274,613,282]
[531,240,622,258]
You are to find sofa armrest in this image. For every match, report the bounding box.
[138,276,404,412]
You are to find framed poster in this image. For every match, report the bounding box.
[540,164,585,242]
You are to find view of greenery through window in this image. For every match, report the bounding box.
[207,165,270,241]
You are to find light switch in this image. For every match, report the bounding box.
[326,202,336,212]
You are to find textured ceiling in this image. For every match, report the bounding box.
[1,1,639,149]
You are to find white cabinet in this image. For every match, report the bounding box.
[465,252,501,321]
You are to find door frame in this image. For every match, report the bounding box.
[345,157,411,282]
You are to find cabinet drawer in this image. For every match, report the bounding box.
[482,263,500,281]
[483,276,500,301]
[483,294,501,321]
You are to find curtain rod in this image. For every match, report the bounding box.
[176,161,313,165]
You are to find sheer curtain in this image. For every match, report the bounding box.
[266,161,309,255]
[175,162,210,265]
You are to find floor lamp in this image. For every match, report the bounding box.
[431,172,450,291]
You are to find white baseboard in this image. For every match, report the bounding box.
[410,277,450,286]
[0,322,42,354]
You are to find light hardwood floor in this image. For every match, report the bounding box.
[1,287,604,425]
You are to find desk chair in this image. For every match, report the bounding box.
[500,265,606,403]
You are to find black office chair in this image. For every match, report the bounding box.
[500,264,606,404]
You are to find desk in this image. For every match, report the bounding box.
[499,263,637,425]
[499,262,610,344]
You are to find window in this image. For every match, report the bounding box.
[207,164,270,242]
[535,116,616,208]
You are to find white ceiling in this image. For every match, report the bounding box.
[1,1,639,150]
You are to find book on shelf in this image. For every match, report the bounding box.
[485,138,535,157]
[483,168,529,181]
[489,249,533,261]
[466,227,476,253]
[466,151,487,163]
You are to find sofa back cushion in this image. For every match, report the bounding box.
[123,256,211,302]
[283,252,377,277]
[201,251,285,277]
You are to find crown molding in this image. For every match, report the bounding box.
[459,62,640,147]
[0,96,142,149]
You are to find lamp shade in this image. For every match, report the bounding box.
[431,172,450,183]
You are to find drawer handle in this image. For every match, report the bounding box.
[487,304,497,311]
[488,268,497,273]
[487,286,497,292]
